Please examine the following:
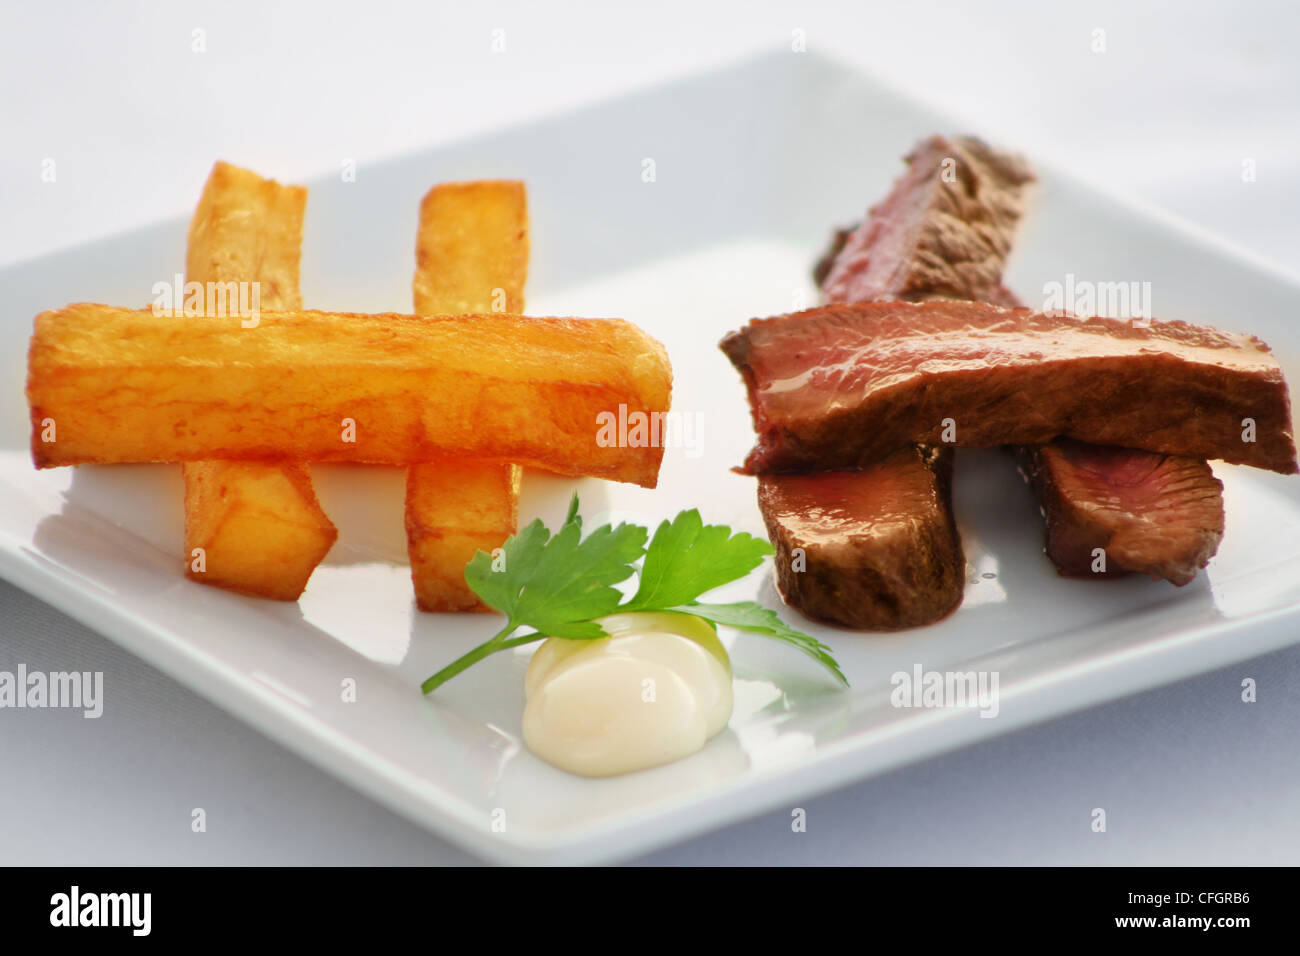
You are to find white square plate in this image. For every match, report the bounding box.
[3,51,1299,865]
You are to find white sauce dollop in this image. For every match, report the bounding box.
[522,611,733,777]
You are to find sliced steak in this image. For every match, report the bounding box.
[1015,440,1225,586]
[758,446,962,629]
[722,299,1297,476]
[984,289,1227,585]
[753,135,1032,629]
[821,135,1034,305]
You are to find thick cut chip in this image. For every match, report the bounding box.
[186,160,307,312]
[408,180,529,611]
[181,160,335,601]
[28,305,671,486]
[413,180,529,316]
[184,461,337,600]
[406,458,521,612]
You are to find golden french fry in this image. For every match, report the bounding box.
[184,461,337,600]
[28,304,671,487]
[186,160,307,312]
[408,180,530,611]
[414,180,529,316]
[406,458,521,612]
[182,161,335,601]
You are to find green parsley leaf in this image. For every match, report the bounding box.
[463,516,551,619]
[625,508,774,611]
[672,601,849,686]
[421,497,848,694]
[464,494,647,639]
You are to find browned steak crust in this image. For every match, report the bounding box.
[758,446,963,629]
[724,299,1297,476]
[1014,440,1225,586]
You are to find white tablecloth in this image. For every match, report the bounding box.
[3,0,1298,865]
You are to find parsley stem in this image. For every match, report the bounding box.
[420,624,547,694]
[497,635,550,650]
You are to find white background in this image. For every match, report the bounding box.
[2,0,1298,864]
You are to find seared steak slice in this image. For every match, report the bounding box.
[722,299,1297,475]
[755,136,1033,630]
[1015,440,1225,586]
[753,136,1034,629]
[758,446,962,629]
[811,224,855,288]
[984,288,1227,585]
[820,135,1034,305]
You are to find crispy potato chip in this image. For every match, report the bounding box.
[406,458,521,612]
[185,460,337,600]
[181,161,335,601]
[28,304,671,487]
[414,180,529,316]
[186,160,306,312]
[408,180,531,611]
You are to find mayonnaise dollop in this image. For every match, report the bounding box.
[522,611,733,777]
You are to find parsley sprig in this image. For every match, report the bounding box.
[420,496,848,693]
